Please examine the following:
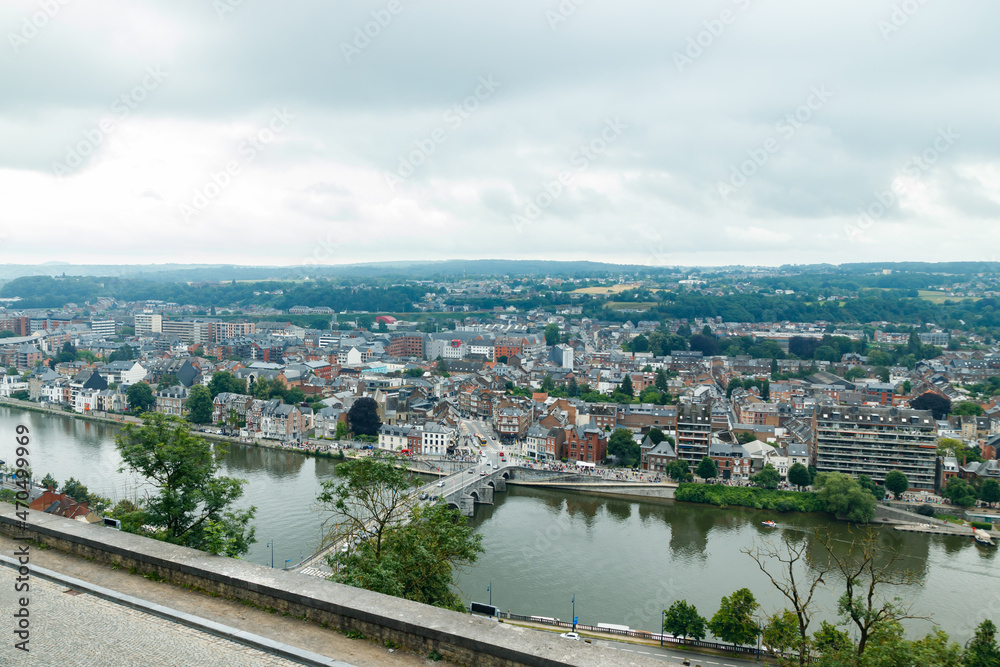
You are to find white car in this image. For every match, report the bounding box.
[559,632,580,640]
[437,481,445,487]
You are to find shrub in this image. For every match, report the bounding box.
[915,504,936,517]
[971,521,994,530]
[675,483,823,513]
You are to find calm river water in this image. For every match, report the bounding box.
[3,406,994,639]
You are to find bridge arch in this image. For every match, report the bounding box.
[447,501,461,513]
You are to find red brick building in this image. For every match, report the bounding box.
[563,425,608,463]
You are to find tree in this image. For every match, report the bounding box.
[608,428,640,467]
[689,334,720,356]
[745,535,832,665]
[347,397,381,436]
[567,376,580,397]
[329,501,482,611]
[845,367,866,381]
[663,600,707,641]
[544,323,561,346]
[696,456,718,481]
[667,460,690,481]
[813,472,876,523]
[821,526,925,657]
[942,477,977,508]
[762,610,799,656]
[787,463,811,490]
[186,384,213,424]
[285,387,306,405]
[964,620,1000,667]
[62,477,110,512]
[114,413,256,557]
[980,479,1000,507]
[760,379,770,401]
[404,368,424,378]
[40,473,58,490]
[620,374,634,397]
[726,378,743,398]
[856,474,881,499]
[540,375,555,393]
[647,427,666,445]
[910,392,951,419]
[812,620,852,657]
[655,368,669,393]
[333,419,349,440]
[318,454,417,561]
[952,401,985,416]
[109,344,136,362]
[709,588,760,647]
[208,371,246,397]
[751,463,781,490]
[158,373,180,388]
[883,470,909,500]
[126,382,154,413]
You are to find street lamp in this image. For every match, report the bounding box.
[487,582,492,607]
[572,594,576,632]
[661,609,666,647]
[266,540,274,568]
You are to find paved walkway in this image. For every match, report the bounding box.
[0,534,432,667]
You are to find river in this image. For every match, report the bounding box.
[2,406,995,640]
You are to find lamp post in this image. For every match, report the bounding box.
[572,594,576,633]
[660,609,666,647]
[266,540,274,568]
[487,582,492,607]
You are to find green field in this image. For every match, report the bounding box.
[918,290,981,304]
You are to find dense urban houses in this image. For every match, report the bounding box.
[640,436,677,474]
[156,385,189,417]
[815,406,938,490]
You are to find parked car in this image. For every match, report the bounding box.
[559,632,580,641]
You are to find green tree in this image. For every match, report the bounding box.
[942,477,977,508]
[186,384,213,424]
[125,382,155,413]
[726,378,743,398]
[330,502,482,611]
[667,459,690,481]
[285,387,306,405]
[787,463,811,490]
[347,397,382,436]
[540,375,555,393]
[567,376,580,397]
[544,323,561,346]
[208,371,247,397]
[760,379,770,401]
[762,610,799,655]
[109,344,136,362]
[40,472,59,490]
[608,428,640,467]
[910,392,951,419]
[709,588,760,647]
[964,620,1000,667]
[620,374,634,397]
[647,427,666,445]
[751,463,781,490]
[114,413,256,556]
[663,600,707,640]
[158,373,180,388]
[952,401,985,416]
[814,472,876,523]
[655,368,669,393]
[883,470,909,500]
[62,477,110,512]
[845,367,866,381]
[318,454,417,561]
[334,420,349,440]
[696,456,718,480]
[979,479,1000,507]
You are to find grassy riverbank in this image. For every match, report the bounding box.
[675,482,823,513]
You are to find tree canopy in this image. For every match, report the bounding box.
[347,397,382,436]
[709,588,760,647]
[662,600,707,640]
[608,428,640,467]
[114,413,256,557]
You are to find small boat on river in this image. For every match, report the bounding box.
[762,520,778,528]
[974,528,995,547]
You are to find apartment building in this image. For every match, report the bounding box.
[815,405,937,490]
[675,403,713,464]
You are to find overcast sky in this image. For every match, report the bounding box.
[1,0,998,268]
